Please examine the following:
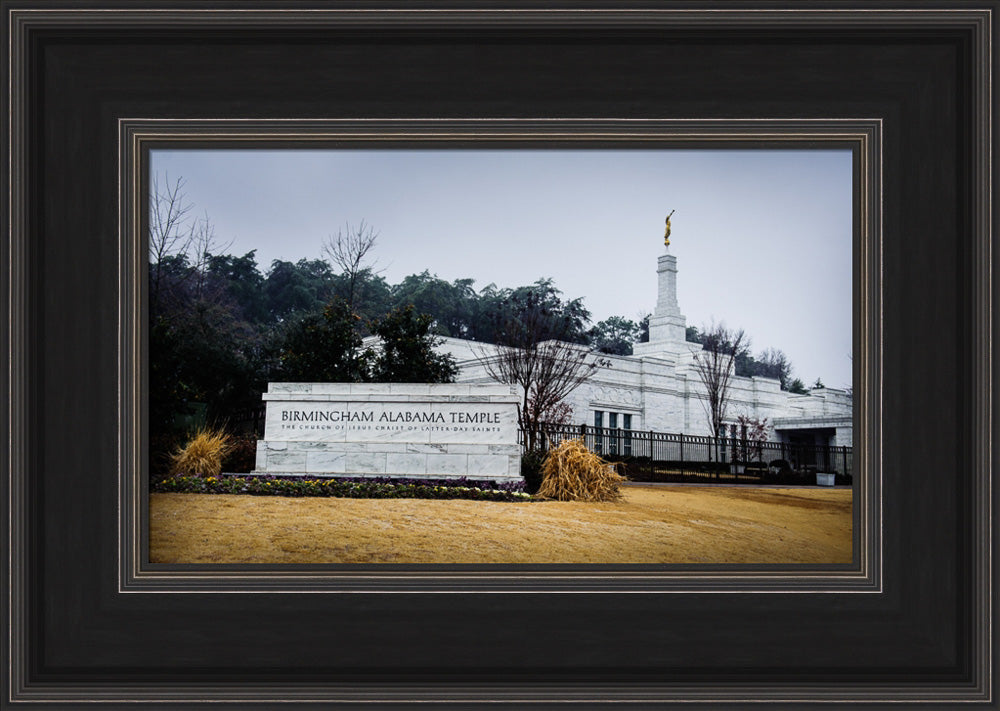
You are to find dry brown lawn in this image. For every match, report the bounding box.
[149,484,852,565]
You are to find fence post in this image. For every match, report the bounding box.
[679,435,684,476]
[714,437,720,479]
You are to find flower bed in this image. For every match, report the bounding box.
[152,474,532,502]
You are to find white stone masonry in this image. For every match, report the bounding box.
[254,383,523,481]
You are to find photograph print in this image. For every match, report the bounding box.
[147,147,854,566]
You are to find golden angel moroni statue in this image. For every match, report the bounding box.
[664,210,676,246]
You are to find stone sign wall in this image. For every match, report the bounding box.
[254,383,522,481]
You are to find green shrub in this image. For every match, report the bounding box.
[150,431,185,482]
[221,433,258,473]
[520,448,547,494]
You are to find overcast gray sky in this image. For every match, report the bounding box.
[151,148,853,388]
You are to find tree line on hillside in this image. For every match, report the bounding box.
[149,176,814,445]
[149,247,602,424]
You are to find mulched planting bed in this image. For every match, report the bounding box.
[153,474,530,502]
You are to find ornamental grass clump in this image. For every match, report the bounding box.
[170,428,232,478]
[536,438,625,502]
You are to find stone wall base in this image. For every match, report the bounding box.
[255,440,522,481]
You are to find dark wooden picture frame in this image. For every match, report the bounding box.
[4,3,994,707]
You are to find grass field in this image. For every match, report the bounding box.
[150,484,853,565]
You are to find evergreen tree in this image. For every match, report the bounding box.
[391,271,476,338]
[788,377,808,394]
[264,258,335,321]
[207,250,268,324]
[370,305,458,383]
[277,298,370,383]
[589,316,641,356]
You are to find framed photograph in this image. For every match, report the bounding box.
[4,3,994,707]
[134,123,871,580]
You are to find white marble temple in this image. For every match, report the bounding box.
[427,240,853,450]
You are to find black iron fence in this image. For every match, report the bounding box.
[227,405,851,484]
[534,423,852,484]
[230,404,267,437]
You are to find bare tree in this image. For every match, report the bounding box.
[149,174,195,308]
[734,414,772,465]
[692,321,747,441]
[148,173,232,317]
[322,220,380,309]
[480,290,608,452]
[186,211,232,301]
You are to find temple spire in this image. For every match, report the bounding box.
[632,217,689,355]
